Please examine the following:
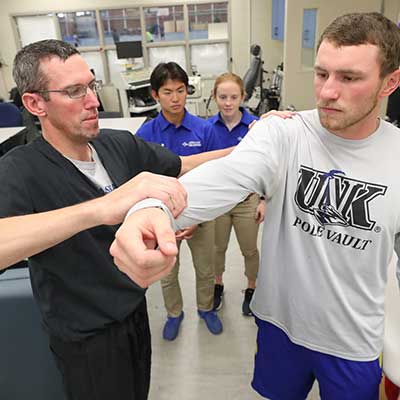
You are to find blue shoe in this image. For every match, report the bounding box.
[198,310,223,335]
[163,311,184,341]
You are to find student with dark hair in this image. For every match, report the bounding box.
[150,61,189,93]
[136,61,226,341]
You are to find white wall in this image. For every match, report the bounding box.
[383,0,400,21]
[230,0,250,77]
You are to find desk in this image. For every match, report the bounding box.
[0,126,25,144]
[0,119,146,145]
[99,117,146,134]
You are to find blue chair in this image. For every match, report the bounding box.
[0,102,23,127]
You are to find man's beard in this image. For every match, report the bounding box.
[317,95,379,133]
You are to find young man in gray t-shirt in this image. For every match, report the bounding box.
[115,12,400,400]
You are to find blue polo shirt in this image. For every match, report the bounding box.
[208,107,258,149]
[136,110,220,156]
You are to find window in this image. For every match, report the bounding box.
[16,15,57,47]
[144,6,185,42]
[80,52,105,83]
[149,46,187,71]
[191,43,228,76]
[13,2,231,84]
[301,9,317,68]
[57,11,99,47]
[106,50,123,83]
[271,0,285,41]
[100,8,142,45]
[188,2,228,40]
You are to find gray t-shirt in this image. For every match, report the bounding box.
[131,109,400,361]
[67,144,115,193]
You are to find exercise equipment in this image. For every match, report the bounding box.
[242,44,284,116]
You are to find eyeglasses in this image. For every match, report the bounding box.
[33,80,103,99]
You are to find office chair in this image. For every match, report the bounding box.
[9,86,41,137]
[0,102,23,127]
[242,44,284,116]
[243,44,263,103]
[9,87,23,109]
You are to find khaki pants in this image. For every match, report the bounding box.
[161,220,215,317]
[214,193,260,281]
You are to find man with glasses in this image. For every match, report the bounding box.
[0,39,230,400]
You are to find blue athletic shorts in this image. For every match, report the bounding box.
[251,318,381,400]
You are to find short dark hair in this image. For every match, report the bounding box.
[150,62,189,93]
[13,39,79,99]
[317,12,400,78]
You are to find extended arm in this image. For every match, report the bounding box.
[0,202,100,270]
[173,117,285,228]
[0,172,187,270]
[179,146,233,176]
[111,116,291,286]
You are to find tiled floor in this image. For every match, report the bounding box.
[146,227,320,400]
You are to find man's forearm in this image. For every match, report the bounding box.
[0,200,103,270]
[0,171,188,270]
[179,146,233,176]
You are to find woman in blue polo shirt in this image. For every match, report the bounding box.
[209,72,293,315]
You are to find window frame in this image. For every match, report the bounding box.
[11,0,231,84]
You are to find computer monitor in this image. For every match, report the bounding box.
[115,41,143,60]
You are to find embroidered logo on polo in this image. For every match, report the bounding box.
[182,141,201,147]
[103,183,116,193]
[295,166,386,231]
